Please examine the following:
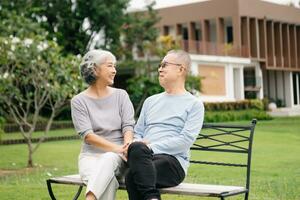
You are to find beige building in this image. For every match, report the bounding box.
[151,0,300,107]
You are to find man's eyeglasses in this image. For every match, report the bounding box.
[158,61,183,69]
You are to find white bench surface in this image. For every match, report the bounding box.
[49,174,247,197]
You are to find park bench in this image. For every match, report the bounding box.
[46,119,257,200]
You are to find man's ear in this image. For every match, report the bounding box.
[179,66,185,73]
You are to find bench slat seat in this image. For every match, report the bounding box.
[48,174,247,197]
[48,174,85,186]
[159,183,247,196]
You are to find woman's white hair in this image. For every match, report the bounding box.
[79,49,116,85]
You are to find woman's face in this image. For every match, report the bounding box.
[94,57,117,86]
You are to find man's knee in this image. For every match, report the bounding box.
[128,142,151,160]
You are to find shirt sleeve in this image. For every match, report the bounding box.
[148,101,205,155]
[120,90,135,134]
[133,98,149,141]
[71,97,93,140]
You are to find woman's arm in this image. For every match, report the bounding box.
[123,130,134,145]
[120,90,135,144]
[84,132,127,153]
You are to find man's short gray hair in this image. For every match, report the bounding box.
[166,49,191,72]
[79,49,116,85]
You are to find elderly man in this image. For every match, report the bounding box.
[125,49,205,200]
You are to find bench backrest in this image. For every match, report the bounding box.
[190,119,257,192]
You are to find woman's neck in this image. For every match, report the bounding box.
[86,83,112,98]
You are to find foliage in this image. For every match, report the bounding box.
[0,11,47,38]
[185,75,202,95]
[126,75,163,117]
[121,2,160,60]
[262,98,269,111]
[0,14,82,167]
[150,35,182,58]
[4,120,73,134]
[204,109,272,123]
[204,99,265,111]
[2,128,75,140]
[0,117,5,141]
[121,5,202,115]
[0,0,130,55]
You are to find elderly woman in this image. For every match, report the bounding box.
[71,49,135,200]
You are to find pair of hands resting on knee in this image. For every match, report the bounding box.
[84,132,151,162]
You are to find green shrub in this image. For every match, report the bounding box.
[249,99,265,110]
[0,116,5,141]
[204,99,266,112]
[204,109,272,123]
[262,98,269,111]
[4,115,49,123]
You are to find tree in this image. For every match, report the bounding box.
[0,15,82,167]
[120,5,202,116]
[121,3,161,60]
[0,0,130,55]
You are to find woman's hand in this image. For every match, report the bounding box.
[112,143,130,154]
[113,143,130,162]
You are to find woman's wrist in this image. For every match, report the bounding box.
[123,131,133,145]
[111,144,122,153]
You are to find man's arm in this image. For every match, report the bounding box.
[133,99,148,141]
[148,101,204,155]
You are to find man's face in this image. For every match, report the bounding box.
[158,54,183,87]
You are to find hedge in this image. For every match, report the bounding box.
[4,121,73,133]
[204,109,272,123]
[204,99,267,111]
[0,117,4,141]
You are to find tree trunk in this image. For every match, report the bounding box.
[27,141,33,168]
[27,152,33,168]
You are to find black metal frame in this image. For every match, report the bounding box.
[190,119,257,200]
[46,119,256,200]
[46,179,84,200]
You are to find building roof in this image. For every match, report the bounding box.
[128,0,300,12]
[153,0,300,26]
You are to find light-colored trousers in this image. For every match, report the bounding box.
[78,152,125,200]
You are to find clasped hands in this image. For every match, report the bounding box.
[114,140,149,162]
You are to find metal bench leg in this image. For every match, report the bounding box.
[244,192,249,200]
[72,186,83,200]
[47,180,83,200]
[46,180,57,200]
[220,197,225,200]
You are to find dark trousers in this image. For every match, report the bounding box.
[125,142,185,200]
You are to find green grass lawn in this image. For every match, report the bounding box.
[0,117,299,200]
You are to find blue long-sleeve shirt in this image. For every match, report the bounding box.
[134,91,205,174]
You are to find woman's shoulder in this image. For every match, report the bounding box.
[112,87,129,97]
[71,91,87,104]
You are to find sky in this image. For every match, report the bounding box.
[128,0,300,11]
